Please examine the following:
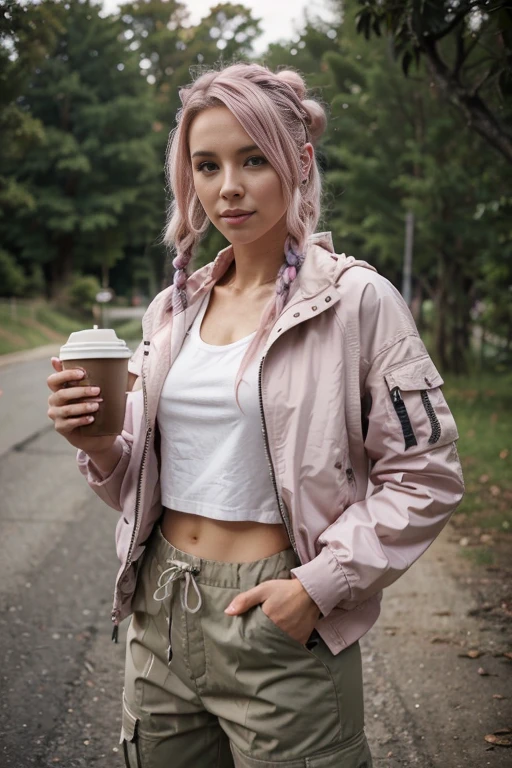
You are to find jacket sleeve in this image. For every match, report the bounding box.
[76,340,145,512]
[291,332,465,618]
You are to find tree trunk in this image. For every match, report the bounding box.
[433,248,473,374]
[50,235,74,298]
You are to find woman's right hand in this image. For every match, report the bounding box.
[47,358,117,455]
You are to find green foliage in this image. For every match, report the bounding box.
[443,371,512,533]
[0,248,26,296]
[24,264,46,298]
[64,273,102,314]
[0,298,82,355]
[34,303,83,335]
[353,1,512,163]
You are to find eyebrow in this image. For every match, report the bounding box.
[191,144,260,159]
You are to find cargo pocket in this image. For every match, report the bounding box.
[120,698,142,768]
[383,355,458,451]
[131,551,162,617]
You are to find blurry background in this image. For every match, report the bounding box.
[0,3,511,765]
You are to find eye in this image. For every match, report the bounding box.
[196,155,267,174]
[245,156,266,167]
[196,161,217,173]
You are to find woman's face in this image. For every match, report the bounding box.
[188,106,288,245]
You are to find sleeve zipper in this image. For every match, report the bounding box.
[420,390,441,444]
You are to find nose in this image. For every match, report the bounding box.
[219,165,243,199]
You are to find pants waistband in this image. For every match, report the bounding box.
[148,522,300,593]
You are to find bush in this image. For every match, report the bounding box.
[0,249,26,297]
[63,273,102,315]
[24,264,45,297]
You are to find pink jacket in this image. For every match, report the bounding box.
[77,232,464,654]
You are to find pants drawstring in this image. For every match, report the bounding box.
[152,559,202,664]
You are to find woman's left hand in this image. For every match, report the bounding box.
[224,577,321,644]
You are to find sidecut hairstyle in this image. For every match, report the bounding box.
[163,62,327,409]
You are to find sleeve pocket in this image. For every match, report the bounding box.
[383,355,458,450]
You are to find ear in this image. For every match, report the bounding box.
[300,142,314,179]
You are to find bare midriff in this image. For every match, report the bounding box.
[160,507,291,562]
[159,264,291,562]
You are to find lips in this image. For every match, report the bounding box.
[220,211,255,225]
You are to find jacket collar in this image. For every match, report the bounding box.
[146,231,375,343]
[186,230,341,307]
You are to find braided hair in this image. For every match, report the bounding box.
[163,63,327,408]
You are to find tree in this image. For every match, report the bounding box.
[353,0,512,164]
[0,0,160,297]
[0,0,62,224]
[114,1,265,282]
[298,0,510,372]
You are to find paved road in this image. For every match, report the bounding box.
[0,356,510,767]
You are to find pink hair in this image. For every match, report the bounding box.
[163,62,327,409]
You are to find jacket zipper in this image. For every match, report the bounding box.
[420,390,441,444]
[111,362,152,642]
[390,386,417,450]
[258,355,299,561]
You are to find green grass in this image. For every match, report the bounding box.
[35,305,83,336]
[0,301,83,355]
[459,546,496,567]
[110,317,143,343]
[443,371,512,534]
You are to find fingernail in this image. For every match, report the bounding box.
[76,370,85,378]
[225,604,236,614]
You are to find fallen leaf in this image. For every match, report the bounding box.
[490,485,501,497]
[458,649,484,658]
[484,734,512,747]
[431,636,452,644]
[433,610,452,616]
[478,667,489,675]
[459,537,470,547]
[499,449,509,460]
[492,694,505,699]
[479,474,489,484]
[494,728,512,735]
[504,652,512,661]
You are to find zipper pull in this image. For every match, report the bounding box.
[111,609,120,643]
[389,386,417,449]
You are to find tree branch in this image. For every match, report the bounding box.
[422,36,512,164]
[454,21,466,76]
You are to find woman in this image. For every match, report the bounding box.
[47,63,464,768]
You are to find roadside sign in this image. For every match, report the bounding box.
[95,289,114,303]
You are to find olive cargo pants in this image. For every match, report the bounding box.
[120,522,373,767]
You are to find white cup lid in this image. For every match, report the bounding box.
[60,326,132,360]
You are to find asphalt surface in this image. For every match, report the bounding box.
[0,355,510,767]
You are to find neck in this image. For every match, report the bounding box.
[223,218,289,295]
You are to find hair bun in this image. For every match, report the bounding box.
[302,99,327,144]
[276,70,326,144]
[275,69,306,100]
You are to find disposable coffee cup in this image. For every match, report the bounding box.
[59,326,132,437]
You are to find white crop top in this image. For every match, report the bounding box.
[156,290,282,524]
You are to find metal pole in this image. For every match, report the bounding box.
[402,210,414,306]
